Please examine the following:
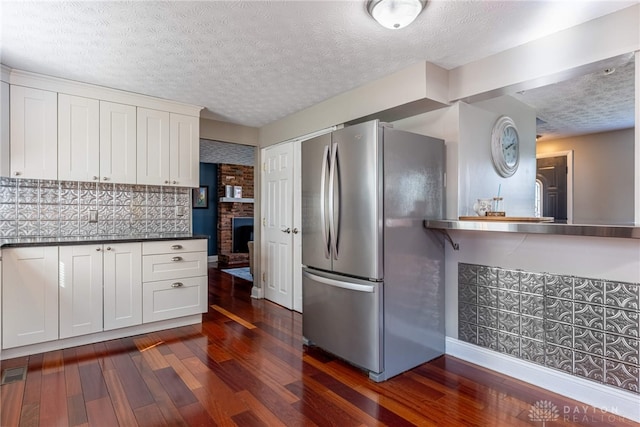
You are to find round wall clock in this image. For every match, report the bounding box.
[491,115,520,177]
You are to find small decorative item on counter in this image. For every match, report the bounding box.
[473,198,493,216]
[487,197,505,216]
[225,185,234,198]
[234,186,243,198]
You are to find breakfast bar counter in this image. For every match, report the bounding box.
[424,219,640,240]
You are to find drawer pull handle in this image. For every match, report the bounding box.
[171,245,183,250]
[172,256,182,262]
[171,282,184,288]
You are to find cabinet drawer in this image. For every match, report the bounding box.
[142,276,207,323]
[142,239,206,255]
[142,251,207,282]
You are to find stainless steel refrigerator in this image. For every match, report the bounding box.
[301,119,446,382]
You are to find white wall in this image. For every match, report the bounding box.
[537,128,634,225]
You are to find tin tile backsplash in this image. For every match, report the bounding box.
[458,262,640,394]
[0,178,191,238]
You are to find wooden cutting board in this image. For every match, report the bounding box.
[458,216,554,222]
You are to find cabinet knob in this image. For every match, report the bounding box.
[93,176,99,181]
[96,248,101,251]
[103,177,110,181]
[171,282,184,288]
[106,247,112,251]
[293,228,299,234]
[164,180,170,184]
[171,256,182,262]
[14,171,21,176]
[282,227,291,234]
[172,180,178,184]
[171,245,182,250]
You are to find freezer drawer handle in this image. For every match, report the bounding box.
[171,282,184,288]
[303,271,375,293]
[171,245,183,250]
[172,256,183,261]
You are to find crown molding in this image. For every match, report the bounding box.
[4,65,202,117]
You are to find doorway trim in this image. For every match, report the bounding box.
[536,150,574,223]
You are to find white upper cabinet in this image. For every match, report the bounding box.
[0,82,9,176]
[170,113,199,187]
[137,107,171,186]
[10,85,58,180]
[137,108,200,187]
[4,68,201,184]
[58,94,100,182]
[100,101,137,184]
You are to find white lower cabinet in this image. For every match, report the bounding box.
[1,239,205,353]
[59,243,143,338]
[2,247,59,349]
[142,239,208,324]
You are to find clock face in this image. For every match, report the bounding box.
[491,116,520,177]
[501,126,519,167]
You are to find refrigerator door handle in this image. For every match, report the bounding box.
[303,270,375,293]
[329,143,339,260]
[320,144,330,259]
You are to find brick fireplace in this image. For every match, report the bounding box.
[218,164,254,266]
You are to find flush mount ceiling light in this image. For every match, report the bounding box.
[367,0,426,30]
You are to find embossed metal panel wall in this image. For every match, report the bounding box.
[0,177,191,237]
[458,262,640,394]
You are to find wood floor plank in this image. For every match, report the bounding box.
[66,394,88,427]
[102,368,138,427]
[85,396,119,427]
[1,380,25,427]
[133,404,169,427]
[182,356,250,419]
[163,353,203,391]
[176,401,218,426]
[18,402,39,427]
[39,370,69,426]
[131,354,190,427]
[42,350,64,375]
[153,366,199,408]
[77,363,108,402]
[103,340,155,410]
[133,335,171,371]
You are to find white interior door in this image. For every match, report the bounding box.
[262,142,294,309]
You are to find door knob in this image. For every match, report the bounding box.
[292,228,299,234]
[282,227,291,234]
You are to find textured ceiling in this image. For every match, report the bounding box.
[0,0,637,139]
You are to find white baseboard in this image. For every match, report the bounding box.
[251,285,263,299]
[446,337,640,423]
[208,255,218,263]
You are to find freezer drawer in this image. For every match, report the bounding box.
[302,268,382,373]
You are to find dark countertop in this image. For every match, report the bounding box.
[0,233,209,248]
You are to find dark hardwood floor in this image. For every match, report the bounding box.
[1,264,639,426]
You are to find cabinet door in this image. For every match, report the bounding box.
[103,242,142,331]
[2,247,58,349]
[137,107,170,185]
[10,85,58,180]
[100,101,137,184]
[169,113,199,187]
[59,245,103,339]
[0,82,9,176]
[58,94,100,182]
